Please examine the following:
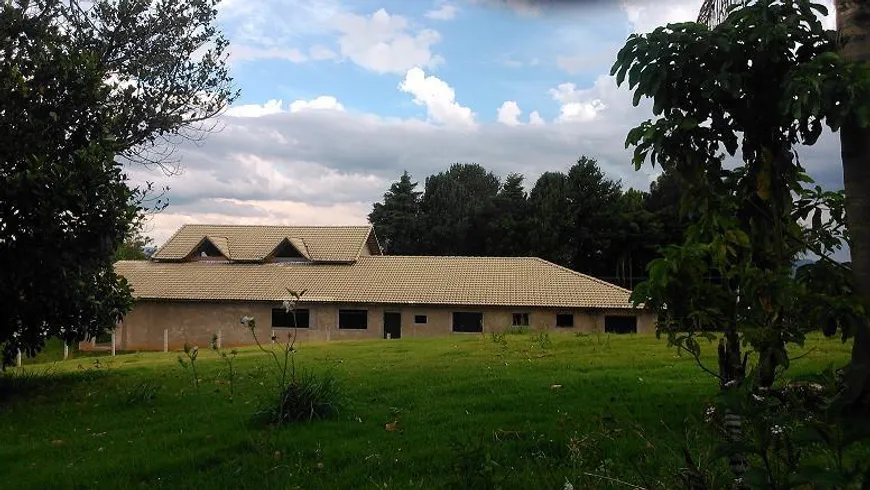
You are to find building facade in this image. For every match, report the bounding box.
[101,224,655,351]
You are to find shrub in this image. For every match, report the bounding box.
[487,330,508,348]
[256,369,342,425]
[531,330,552,349]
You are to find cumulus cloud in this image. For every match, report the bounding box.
[497,101,545,126]
[497,101,523,126]
[333,9,443,74]
[549,80,610,123]
[399,67,476,127]
[425,4,458,20]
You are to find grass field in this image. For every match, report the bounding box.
[0,331,854,490]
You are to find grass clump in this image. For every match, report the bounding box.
[256,368,342,425]
[124,380,159,405]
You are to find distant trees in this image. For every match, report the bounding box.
[367,171,422,255]
[368,157,690,287]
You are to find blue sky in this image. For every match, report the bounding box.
[131,0,844,262]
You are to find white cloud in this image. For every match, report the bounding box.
[549,80,610,123]
[399,67,476,127]
[621,0,701,34]
[289,96,345,112]
[497,101,523,126]
[425,4,458,20]
[619,0,834,33]
[309,44,338,60]
[332,8,443,74]
[497,101,544,126]
[225,99,286,118]
[225,96,345,118]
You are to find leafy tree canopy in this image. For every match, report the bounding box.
[0,0,236,366]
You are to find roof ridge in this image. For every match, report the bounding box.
[180,223,372,229]
[531,257,634,295]
[361,255,539,260]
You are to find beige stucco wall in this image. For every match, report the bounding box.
[115,300,656,351]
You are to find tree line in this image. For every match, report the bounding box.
[367,156,688,288]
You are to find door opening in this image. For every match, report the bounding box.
[384,312,402,339]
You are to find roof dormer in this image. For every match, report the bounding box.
[187,236,230,262]
[267,236,310,263]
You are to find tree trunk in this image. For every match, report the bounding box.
[837,0,870,409]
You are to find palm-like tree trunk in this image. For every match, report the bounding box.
[837,0,870,408]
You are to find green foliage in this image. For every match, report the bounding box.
[210,334,238,400]
[368,157,687,289]
[241,289,342,426]
[124,380,159,405]
[367,170,423,254]
[487,330,508,349]
[0,0,237,367]
[177,342,201,393]
[531,330,553,350]
[420,163,501,256]
[255,368,342,425]
[612,0,869,485]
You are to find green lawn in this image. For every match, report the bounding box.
[0,332,853,490]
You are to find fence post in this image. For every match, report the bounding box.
[16,349,22,367]
[111,331,116,356]
[163,329,169,353]
[217,330,222,349]
[271,329,275,344]
[63,343,69,360]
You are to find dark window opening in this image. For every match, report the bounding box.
[414,315,427,324]
[273,239,304,259]
[512,313,530,327]
[272,308,310,328]
[453,312,483,333]
[192,240,224,258]
[556,312,574,328]
[339,309,368,330]
[605,315,637,334]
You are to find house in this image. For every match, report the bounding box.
[106,224,654,351]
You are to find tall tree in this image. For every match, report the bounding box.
[419,163,501,256]
[835,0,870,409]
[368,171,423,255]
[486,173,531,256]
[645,169,690,249]
[614,0,866,483]
[529,171,573,266]
[565,156,623,277]
[0,0,236,366]
[610,188,660,289]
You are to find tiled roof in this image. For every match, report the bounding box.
[152,224,377,262]
[115,256,637,309]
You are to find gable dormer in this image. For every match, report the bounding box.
[187,236,230,262]
[267,237,310,263]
